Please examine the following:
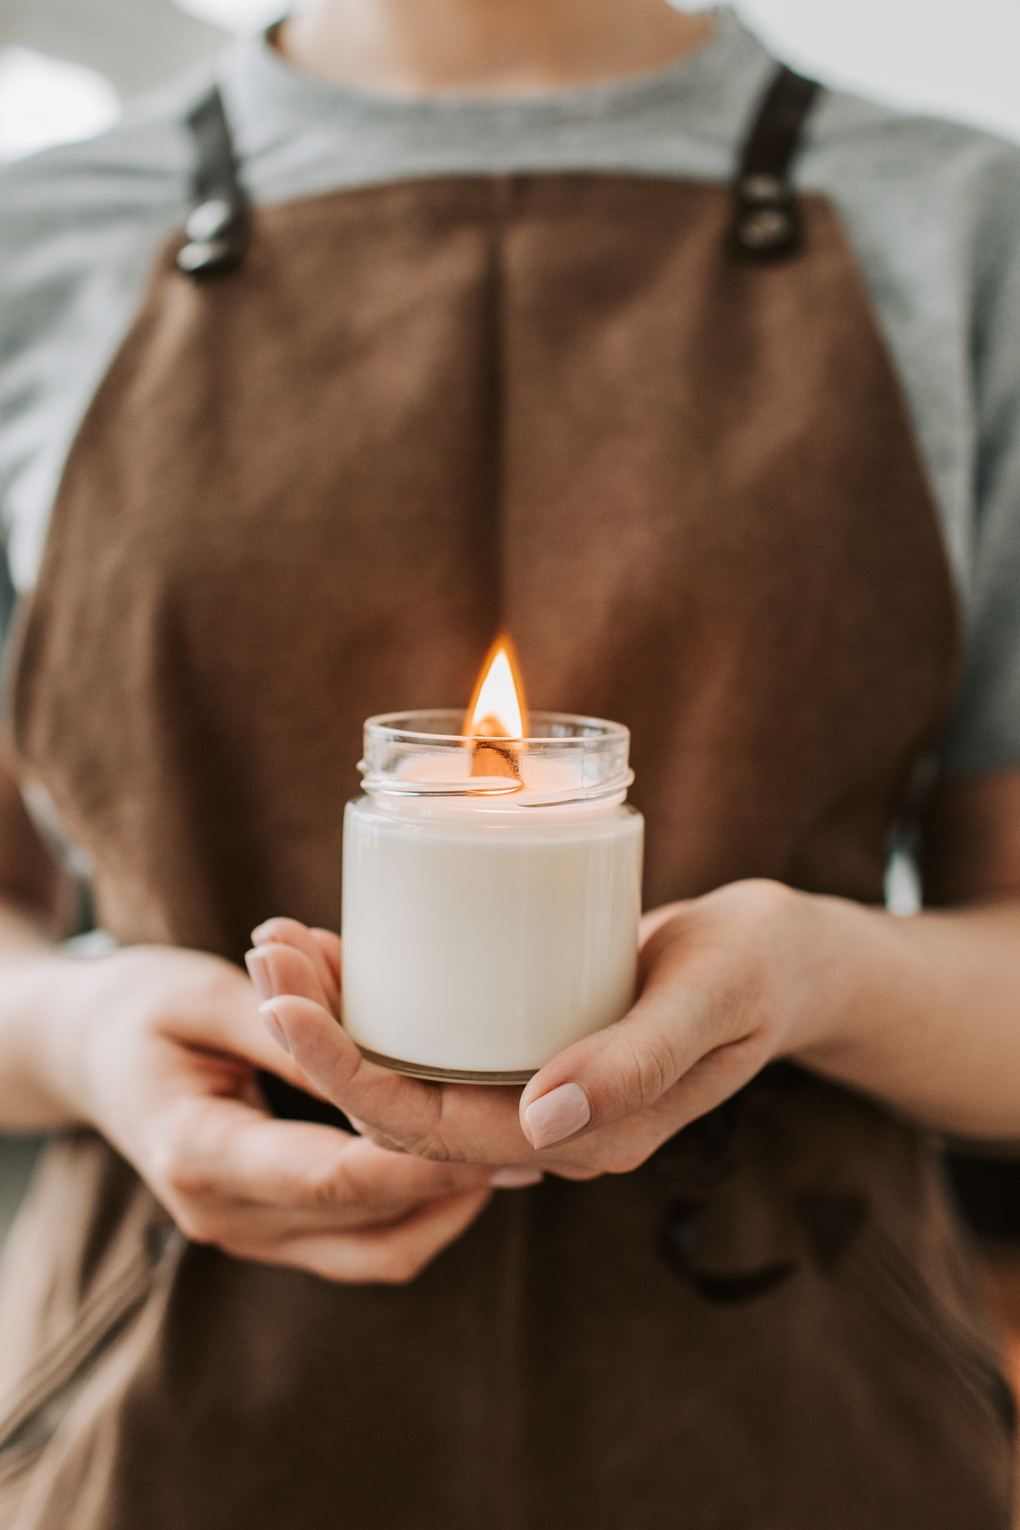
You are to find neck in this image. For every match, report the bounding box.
[278,0,714,97]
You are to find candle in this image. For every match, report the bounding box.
[341,640,644,1082]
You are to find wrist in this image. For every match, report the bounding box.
[776,888,896,1068]
[0,950,97,1129]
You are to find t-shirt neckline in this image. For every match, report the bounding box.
[232,5,756,130]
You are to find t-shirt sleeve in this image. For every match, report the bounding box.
[0,104,192,600]
[937,147,1020,777]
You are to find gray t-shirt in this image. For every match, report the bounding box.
[1,7,1019,776]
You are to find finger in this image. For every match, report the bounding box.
[308,927,344,991]
[324,1132,497,1207]
[252,1188,493,1285]
[639,901,689,947]
[260,995,534,1163]
[506,1046,764,1177]
[249,917,339,1006]
[254,991,694,1177]
[247,942,333,1012]
[152,1092,492,1223]
[517,973,748,1150]
[256,994,450,1151]
[137,955,324,1098]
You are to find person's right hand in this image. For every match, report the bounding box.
[41,943,504,1284]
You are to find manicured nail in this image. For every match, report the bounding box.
[258,1000,291,1054]
[489,1167,544,1189]
[523,1083,591,1149]
[245,949,272,1001]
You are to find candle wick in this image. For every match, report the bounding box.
[467,711,523,781]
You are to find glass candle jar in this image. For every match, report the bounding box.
[341,710,644,1083]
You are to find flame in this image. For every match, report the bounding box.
[464,635,528,739]
[464,636,529,781]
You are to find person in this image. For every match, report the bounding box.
[0,1,1019,1524]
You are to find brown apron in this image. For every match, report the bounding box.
[0,65,1014,1528]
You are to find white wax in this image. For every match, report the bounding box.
[341,796,643,1077]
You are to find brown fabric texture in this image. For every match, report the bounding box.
[0,1091,1013,1529]
[13,176,957,948]
[2,172,1011,1526]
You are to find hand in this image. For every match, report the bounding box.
[248,879,826,1179]
[44,945,501,1283]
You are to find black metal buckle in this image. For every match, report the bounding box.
[176,197,246,276]
[732,173,799,260]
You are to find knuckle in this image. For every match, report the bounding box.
[361,1126,417,1157]
[170,1203,220,1245]
[150,1124,229,1226]
[569,1143,642,1176]
[327,1239,429,1286]
[605,1144,651,1175]
[734,876,795,928]
[555,1135,651,1177]
[400,1131,455,1165]
[325,1257,424,1287]
[152,1143,213,1203]
[298,1162,348,1209]
[379,1251,428,1286]
[620,1030,677,1111]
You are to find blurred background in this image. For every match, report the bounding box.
[0,0,1018,161]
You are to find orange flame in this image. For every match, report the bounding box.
[464,635,529,779]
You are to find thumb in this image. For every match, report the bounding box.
[518,977,730,1150]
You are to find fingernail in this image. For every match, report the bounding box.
[258,1000,291,1054]
[251,921,275,944]
[523,1083,591,1150]
[245,949,272,1001]
[489,1167,544,1189]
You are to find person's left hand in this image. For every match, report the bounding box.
[246,879,832,1179]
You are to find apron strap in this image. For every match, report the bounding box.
[732,65,822,261]
[176,85,249,277]
[174,69,821,276]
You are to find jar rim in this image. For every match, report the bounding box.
[363,709,630,745]
[359,709,633,806]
